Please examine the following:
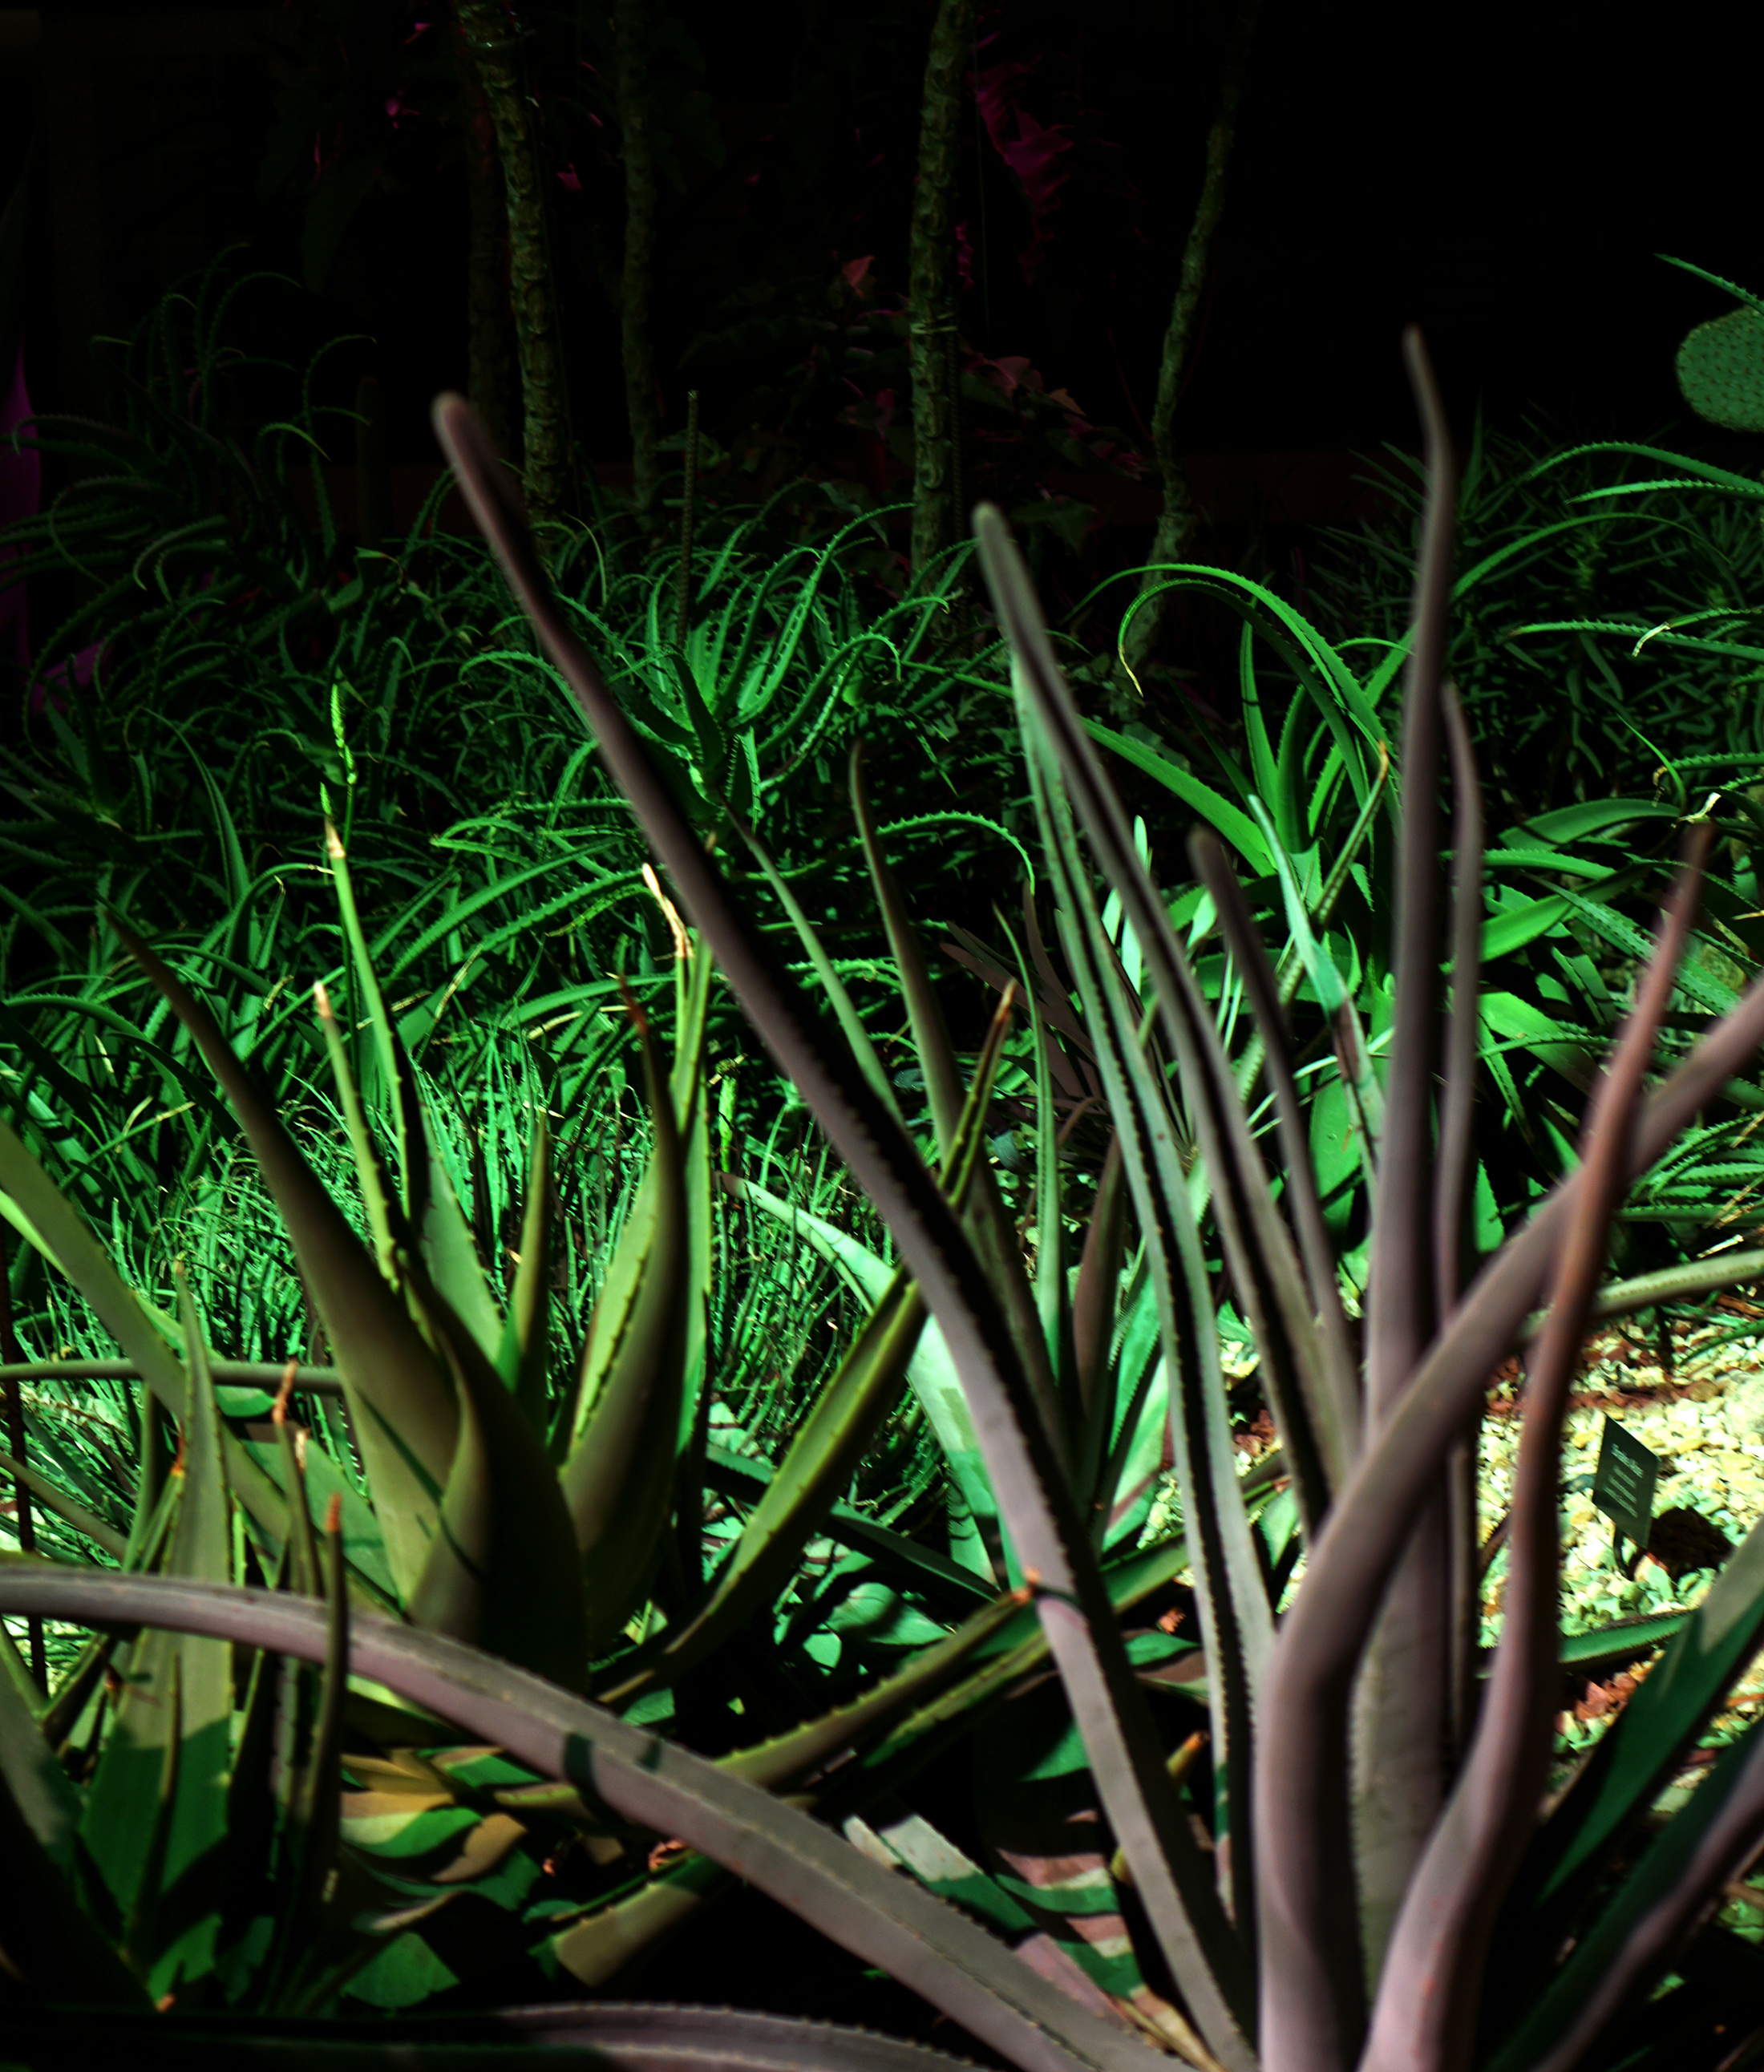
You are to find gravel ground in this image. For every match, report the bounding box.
[1479,1302,1764,1746]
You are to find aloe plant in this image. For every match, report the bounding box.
[12,334,1764,2064]
[415,361,1764,2064]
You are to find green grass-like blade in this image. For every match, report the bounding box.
[0,1112,290,1556]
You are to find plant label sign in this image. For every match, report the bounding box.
[1592,1415,1659,1551]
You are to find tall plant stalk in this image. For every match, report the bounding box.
[1349,340,1460,1981]
[907,0,973,580]
[612,0,662,541]
[452,0,574,528]
[455,20,520,465]
[1120,0,1262,684]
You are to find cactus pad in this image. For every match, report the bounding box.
[1675,306,1764,432]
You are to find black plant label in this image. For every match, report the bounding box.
[1592,1415,1660,1549]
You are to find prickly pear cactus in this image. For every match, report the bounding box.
[1677,305,1764,432]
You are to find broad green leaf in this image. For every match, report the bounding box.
[561,1002,690,1658]
[402,1248,590,1691]
[495,1107,554,1431]
[996,520,1264,2054]
[1497,798,1682,849]
[115,919,455,1602]
[410,1087,506,1374]
[1085,717,1273,877]
[1478,990,1596,1091]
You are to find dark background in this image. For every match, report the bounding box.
[2,1,1758,506]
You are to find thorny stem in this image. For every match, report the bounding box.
[1119,0,1263,686]
[452,0,575,531]
[908,0,973,579]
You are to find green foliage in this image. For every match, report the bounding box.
[1666,257,1764,435]
[14,252,1764,2062]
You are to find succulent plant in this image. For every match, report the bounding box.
[1665,257,1764,435]
[12,327,1764,2070]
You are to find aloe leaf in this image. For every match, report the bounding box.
[1253,795,1384,1183]
[1091,1269,1171,1553]
[1028,722,1268,1946]
[1070,1138,1127,1493]
[722,1176,1002,1580]
[0,1623,83,1870]
[543,1851,728,1987]
[523,1580,1030,1827]
[0,1564,1155,2072]
[313,977,404,1281]
[734,812,904,1127]
[269,1497,350,2011]
[1339,340,1463,2013]
[111,917,456,1602]
[325,818,409,1176]
[561,1000,689,1658]
[433,395,1256,2069]
[400,1247,589,1691]
[698,1444,993,1611]
[1227,740,1387,1111]
[850,745,964,1159]
[1238,621,1286,848]
[1020,933,1075,1431]
[665,927,714,1585]
[273,1373,323,1601]
[1256,957,1764,2072]
[604,994,1017,1699]
[1438,685,1487,1762]
[81,1266,235,1996]
[406,1074,506,1374]
[217,1537,302,1993]
[1082,718,1273,876]
[989,548,1268,2046]
[850,748,1062,1449]
[496,1105,554,1431]
[1190,832,1360,1507]
[1365,828,1714,2069]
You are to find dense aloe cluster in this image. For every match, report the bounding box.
[7,257,1764,2069]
